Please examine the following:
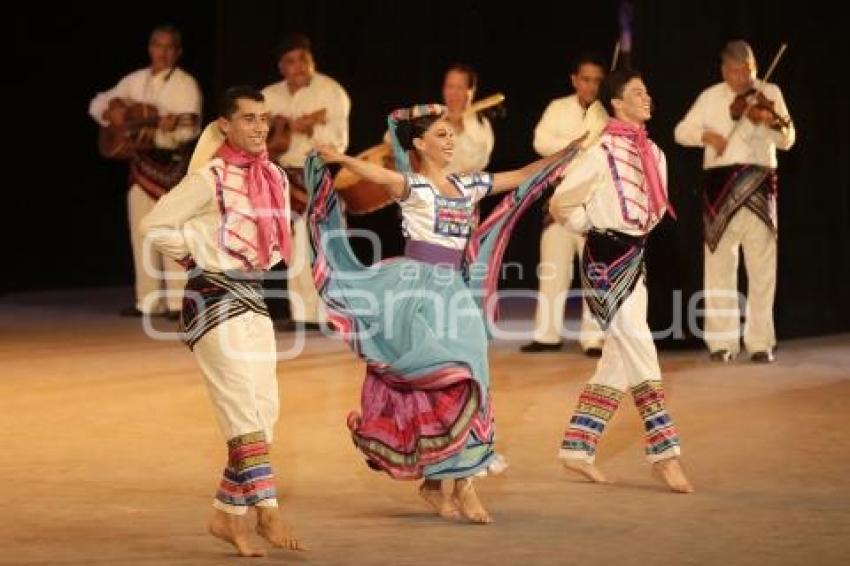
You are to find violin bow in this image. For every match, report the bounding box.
[723,42,789,145]
[611,40,621,72]
[612,0,633,71]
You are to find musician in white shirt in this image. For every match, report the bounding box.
[88,25,201,318]
[441,64,495,174]
[674,40,795,363]
[262,33,350,330]
[521,54,606,355]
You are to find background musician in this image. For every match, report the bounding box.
[521,53,607,355]
[674,40,795,363]
[262,32,350,331]
[441,63,495,174]
[88,24,202,318]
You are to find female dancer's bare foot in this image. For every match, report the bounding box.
[452,478,492,524]
[255,507,306,551]
[561,458,611,483]
[208,509,266,557]
[652,457,695,493]
[419,479,460,520]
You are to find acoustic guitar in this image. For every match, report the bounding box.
[266,108,328,161]
[98,99,198,160]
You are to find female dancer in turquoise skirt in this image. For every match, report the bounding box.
[308,103,584,523]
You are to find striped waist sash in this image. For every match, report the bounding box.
[180,271,268,349]
[703,165,777,252]
[580,230,646,328]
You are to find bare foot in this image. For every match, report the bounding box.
[346,411,362,431]
[561,458,611,483]
[256,506,306,551]
[419,480,460,520]
[652,457,695,493]
[208,509,266,557]
[452,478,492,524]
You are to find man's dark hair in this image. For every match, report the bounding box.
[150,24,182,50]
[219,86,265,119]
[275,32,312,60]
[599,68,642,116]
[445,63,478,90]
[571,52,606,75]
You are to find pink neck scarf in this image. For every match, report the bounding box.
[604,118,675,220]
[216,142,292,266]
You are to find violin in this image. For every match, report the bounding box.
[729,87,791,131]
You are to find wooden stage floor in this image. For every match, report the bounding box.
[1,288,848,565]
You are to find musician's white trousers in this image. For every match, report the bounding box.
[288,216,322,324]
[704,207,777,355]
[129,184,185,313]
[532,222,603,348]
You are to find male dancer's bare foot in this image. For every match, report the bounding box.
[652,457,695,493]
[419,479,460,520]
[452,478,492,524]
[208,509,266,557]
[561,458,611,483]
[256,506,306,551]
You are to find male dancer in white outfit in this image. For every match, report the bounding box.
[141,87,304,556]
[551,69,693,493]
[522,54,606,355]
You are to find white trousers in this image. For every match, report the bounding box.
[532,222,603,348]
[128,184,185,313]
[590,280,661,387]
[704,207,777,354]
[560,279,681,464]
[288,216,322,323]
[193,311,280,443]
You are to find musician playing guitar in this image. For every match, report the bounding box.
[88,24,202,318]
[262,33,351,331]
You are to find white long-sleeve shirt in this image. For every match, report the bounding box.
[262,73,350,167]
[674,80,794,169]
[446,115,494,174]
[534,94,605,157]
[88,67,202,150]
[140,158,287,273]
[554,132,668,237]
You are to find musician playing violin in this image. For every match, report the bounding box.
[675,40,795,364]
[262,33,351,331]
[88,24,202,318]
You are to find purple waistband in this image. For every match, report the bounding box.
[405,240,463,270]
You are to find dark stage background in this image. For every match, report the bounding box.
[10,0,849,344]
